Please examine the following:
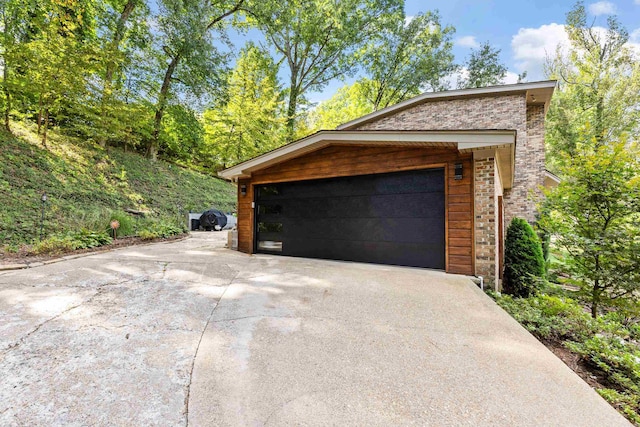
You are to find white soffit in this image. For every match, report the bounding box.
[218,130,516,180]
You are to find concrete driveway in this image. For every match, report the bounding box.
[0,233,629,426]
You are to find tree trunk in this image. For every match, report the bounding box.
[42,108,49,147]
[37,94,43,136]
[591,281,600,319]
[99,0,138,147]
[595,95,604,145]
[285,73,299,141]
[1,10,10,132]
[150,54,180,161]
[2,57,10,132]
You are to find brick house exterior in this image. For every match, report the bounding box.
[220,81,556,289]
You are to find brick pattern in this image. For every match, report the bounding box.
[474,158,497,286]
[352,95,527,134]
[503,104,546,225]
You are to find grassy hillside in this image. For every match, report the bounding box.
[0,123,236,248]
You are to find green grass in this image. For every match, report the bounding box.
[0,122,236,247]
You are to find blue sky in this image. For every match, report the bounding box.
[219,1,639,103]
[419,0,640,79]
[306,0,640,102]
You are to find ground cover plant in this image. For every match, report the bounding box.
[0,123,236,255]
[492,288,640,425]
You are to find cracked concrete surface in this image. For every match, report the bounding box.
[0,232,246,426]
[0,232,630,426]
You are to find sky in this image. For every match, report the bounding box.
[419,0,640,78]
[303,0,640,102]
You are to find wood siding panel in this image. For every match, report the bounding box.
[237,145,474,275]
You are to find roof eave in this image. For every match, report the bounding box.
[218,130,517,181]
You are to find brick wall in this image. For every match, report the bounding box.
[352,95,527,135]
[503,104,546,225]
[474,158,497,286]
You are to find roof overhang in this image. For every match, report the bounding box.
[337,80,557,130]
[219,130,517,189]
[544,170,561,189]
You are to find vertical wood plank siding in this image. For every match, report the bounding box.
[236,145,474,275]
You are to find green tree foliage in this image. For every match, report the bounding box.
[503,217,546,298]
[146,0,244,161]
[457,41,507,89]
[203,43,285,168]
[545,2,640,170]
[21,0,100,146]
[247,0,402,138]
[94,0,149,147]
[359,11,456,110]
[540,134,640,318]
[308,81,373,131]
[0,0,28,132]
[160,105,206,166]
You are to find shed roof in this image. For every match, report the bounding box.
[337,80,557,130]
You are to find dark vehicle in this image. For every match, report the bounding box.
[199,209,228,231]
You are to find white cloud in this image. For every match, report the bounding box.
[404,15,415,26]
[456,36,480,49]
[443,68,468,89]
[588,1,617,15]
[510,23,640,80]
[511,23,569,80]
[504,71,520,84]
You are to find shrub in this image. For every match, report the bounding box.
[138,218,185,240]
[107,211,134,237]
[69,229,112,249]
[32,235,76,254]
[503,217,546,297]
[31,229,112,254]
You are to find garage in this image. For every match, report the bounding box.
[220,81,558,287]
[254,168,445,269]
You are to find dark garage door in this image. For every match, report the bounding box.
[255,168,445,269]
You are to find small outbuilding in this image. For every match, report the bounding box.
[219,80,556,288]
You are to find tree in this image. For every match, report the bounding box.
[307,81,372,131]
[147,0,244,161]
[457,41,507,89]
[540,134,640,318]
[203,43,285,168]
[96,0,148,147]
[0,0,26,132]
[160,104,206,165]
[545,2,640,170]
[359,11,456,110]
[247,0,402,138]
[22,0,99,146]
